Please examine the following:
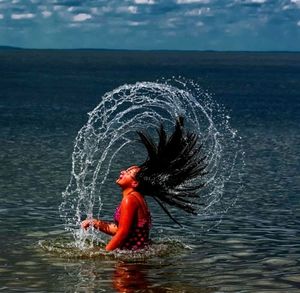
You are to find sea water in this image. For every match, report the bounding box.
[0,50,299,292]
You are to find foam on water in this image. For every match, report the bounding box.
[38,237,188,261]
[59,78,244,250]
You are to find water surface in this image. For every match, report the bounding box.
[0,50,300,292]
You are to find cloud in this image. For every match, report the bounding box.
[53,5,63,11]
[73,13,92,22]
[42,11,52,18]
[1,0,300,50]
[11,13,35,20]
[248,0,267,3]
[234,0,268,5]
[184,7,210,16]
[162,17,182,28]
[127,20,148,26]
[90,7,98,14]
[176,0,210,4]
[196,21,204,26]
[291,0,300,7]
[134,0,155,4]
[116,6,138,14]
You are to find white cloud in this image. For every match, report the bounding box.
[196,21,204,26]
[0,14,3,19]
[91,7,98,14]
[282,5,291,10]
[73,13,92,22]
[163,17,181,28]
[117,6,138,14]
[234,0,267,3]
[68,23,82,28]
[184,8,210,16]
[128,20,148,26]
[249,0,267,3]
[42,11,52,18]
[100,6,113,13]
[297,20,300,26]
[134,0,155,4]
[291,0,300,7]
[53,5,62,11]
[177,0,210,4]
[11,13,35,20]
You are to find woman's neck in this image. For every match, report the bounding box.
[122,187,136,197]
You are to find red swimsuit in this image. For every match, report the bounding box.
[114,194,152,250]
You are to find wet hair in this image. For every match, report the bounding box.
[136,116,207,226]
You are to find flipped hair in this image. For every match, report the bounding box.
[136,116,207,226]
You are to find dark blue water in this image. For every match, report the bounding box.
[0,50,300,292]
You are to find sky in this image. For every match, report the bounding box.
[0,0,299,50]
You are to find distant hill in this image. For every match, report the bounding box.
[0,46,23,50]
[0,46,298,53]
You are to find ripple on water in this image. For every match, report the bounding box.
[0,257,7,262]
[253,278,293,290]
[15,261,38,266]
[14,271,31,275]
[262,257,297,266]
[200,254,237,264]
[232,250,255,257]
[38,237,188,262]
[27,231,49,237]
[282,274,300,283]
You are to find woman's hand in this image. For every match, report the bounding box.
[81,219,96,230]
[81,218,118,235]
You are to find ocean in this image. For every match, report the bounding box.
[0,50,299,292]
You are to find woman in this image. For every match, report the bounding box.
[81,165,151,251]
[82,116,207,251]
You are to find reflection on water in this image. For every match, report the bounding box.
[36,235,215,292]
[112,262,150,292]
[113,263,150,292]
[114,262,216,293]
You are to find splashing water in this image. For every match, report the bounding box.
[59,78,244,249]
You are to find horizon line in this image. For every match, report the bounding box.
[0,45,300,53]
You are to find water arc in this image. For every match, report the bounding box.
[59,79,244,246]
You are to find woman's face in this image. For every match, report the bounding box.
[116,166,140,189]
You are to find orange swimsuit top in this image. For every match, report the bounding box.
[114,194,152,250]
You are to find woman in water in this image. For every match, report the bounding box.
[81,165,151,251]
[81,116,207,251]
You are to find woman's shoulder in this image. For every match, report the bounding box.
[128,191,146,204]
[121,191,141,207]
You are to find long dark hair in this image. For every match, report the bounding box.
[136,116,207,225]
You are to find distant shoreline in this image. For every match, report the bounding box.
[0,46,299,53]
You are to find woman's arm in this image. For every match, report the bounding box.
[105,196,138,251]
[81,219,118,236]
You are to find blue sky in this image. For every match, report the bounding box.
[0,0,299,50]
